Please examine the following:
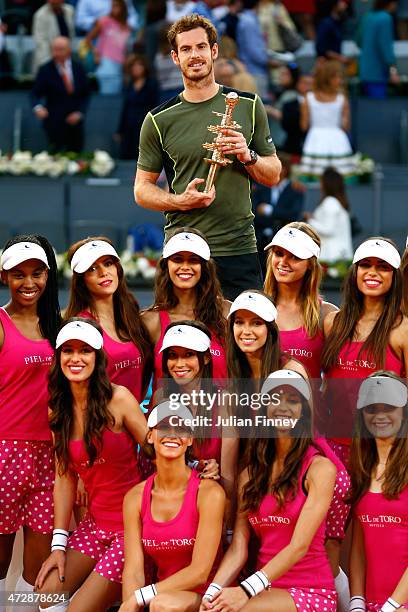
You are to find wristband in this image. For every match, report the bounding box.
[187,459,200,470]
[134,584,157,607]
[202,583,222,601]
[381,598,402,612]
[240,570,270,598]
[226,528,233,544]
[51,529,69,552]
[349,595,366,611]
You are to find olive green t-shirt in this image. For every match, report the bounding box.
[137,85,276,257]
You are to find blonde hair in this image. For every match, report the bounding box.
[313,60,343,94]
[264,222,322,338]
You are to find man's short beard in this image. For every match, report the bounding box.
[181,62,213,84]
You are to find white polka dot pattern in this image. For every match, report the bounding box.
[0,440,54,534]
[288,586,337,611]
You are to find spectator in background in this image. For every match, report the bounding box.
[397,0,408,39]
[85,0,131,94]
[143,0,167,66]
[236,0,274,98]
[75,0,138,34]
[282,0,316,40]
[315,0,350,63]
[219,0,242,40]
[216,34,257,91]
[154,23,184,102]
[32,36,89,152]
[254,155,305,272]
[166,0,196,22]
[358,0,399,99]
[116,54,159,159]
[258,0,301,56]
[280,72,313,157]
[304,166,353,262]
[32,0,75,73]
[299,60,354,178]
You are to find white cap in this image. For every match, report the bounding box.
[159,324,210,353]
[1,242,49,271]
[162,232,211,261]
[264,226,320,259]
[71,240,120,273]
[228,291,277,322]
[147,399,195,430]
[357,376,407,409]
[56,320,104,350]
[353,239,401,269]
[261,369,311,401]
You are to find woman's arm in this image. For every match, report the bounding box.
[300,96,310,132]
[121,485,146,606]
[154,480,226,593]
[349,518,366,599]
[385,567,408,610]
[341,96,351,132]
[220,437,239,529]
[323,309,338,339]
[112,385,147,446]
[140,310,161,345]
[84,19,101,45]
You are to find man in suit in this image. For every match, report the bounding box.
[32,36,90,153]
[253,155,305,274]
[32,0,75,74]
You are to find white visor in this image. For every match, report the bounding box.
[56,320,104,350]
[159,324,210,353]
[162,232,211,261]
[357,376,407,409]
[147,399,195,430]
[1,242,49,271]
[71,240,120,273]
[228,291,277,322]
[261,369,311,401]
[353,239,401,269]
[264,226,320,259]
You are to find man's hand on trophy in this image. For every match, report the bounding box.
[217,127,251,164]
[177,178,216,211]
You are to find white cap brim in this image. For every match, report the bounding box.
[1,242,49,271]
[261,369,311,401]
[353,239,401,269]
[264,226,320,259]
[71,240,120,273]
[163,232,211,261]
[159,324,210,353]
[56,320,104,349]
[357,376,407,409]
[147,399,195,430]
[228,291,277,322]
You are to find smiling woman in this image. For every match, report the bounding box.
[0,235,60,607]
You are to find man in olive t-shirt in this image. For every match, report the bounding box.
[134,14,281,299]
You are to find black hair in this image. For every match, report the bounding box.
[2,234,61,346]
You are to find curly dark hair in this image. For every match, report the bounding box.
[49,317,114,475]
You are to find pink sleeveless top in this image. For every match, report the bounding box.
[69,429,140,532]
[279,327,324,379]
[152,311,227,399]
[354,485,408,605]
[0,307,53,441]
[248,446,334,590]
[324,342,404,444]
[79,310,144,402]
[141,470,219,594]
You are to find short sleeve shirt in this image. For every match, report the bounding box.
[137,85,276,257]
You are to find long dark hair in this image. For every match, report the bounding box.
[161,320,214,450]
[149,227,227,342]
[2,234,61,346]
[49,317,114,475]
[401,246,408,316]
[322,237,403,370]
[349,370,408,505]
[242,381,318,511]
[226,290,281,388]
[111,0,128,24]
[320,167,350,211]
[65,236,153,391]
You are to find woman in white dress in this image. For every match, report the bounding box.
[299,60,356,178]
[304,167,353,262]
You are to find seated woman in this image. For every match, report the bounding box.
[200,369,337,612]
[35,318,147,611]
[119,400,225,612]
